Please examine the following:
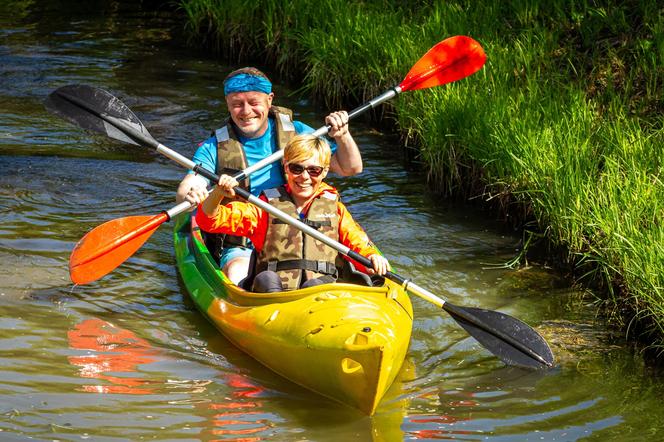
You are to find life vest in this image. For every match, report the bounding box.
[212,106,296,248]
[256,186,345,290]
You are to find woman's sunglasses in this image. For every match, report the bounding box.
[286,163,325,177]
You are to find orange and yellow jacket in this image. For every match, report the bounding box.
[195,182,379,273]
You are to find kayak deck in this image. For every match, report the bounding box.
[173,212,413,415]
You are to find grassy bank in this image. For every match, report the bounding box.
[178,0,664,350]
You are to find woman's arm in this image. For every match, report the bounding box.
[194,175,265,244]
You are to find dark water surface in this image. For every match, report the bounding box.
[2,1,664,441]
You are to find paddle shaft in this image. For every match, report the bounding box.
[237,86,402,182]
[54,84,402,220]
[229,186,551,367]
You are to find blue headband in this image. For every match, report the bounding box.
[224,73,272,95]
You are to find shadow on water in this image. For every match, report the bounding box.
[2,0,664,440]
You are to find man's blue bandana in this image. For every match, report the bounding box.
[224,73,272,95]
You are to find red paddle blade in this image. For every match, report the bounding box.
[399,35,486,92]
[69,214,168,285]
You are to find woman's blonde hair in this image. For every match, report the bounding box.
[284,134,331,168]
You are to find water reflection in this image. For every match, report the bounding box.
[206,374,273,441]
[401,388,476,440]
[67,318,159,394]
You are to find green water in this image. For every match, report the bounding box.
[1,1,664,440]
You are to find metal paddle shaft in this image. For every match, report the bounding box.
[45,35,487,203]
[46,82,402,197]
[233,187,554,370]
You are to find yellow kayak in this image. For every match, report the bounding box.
[173,212,413,415]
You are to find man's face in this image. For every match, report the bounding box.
[225,91,274,139]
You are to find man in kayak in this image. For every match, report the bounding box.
[191,134,388,293]
[177,67,363,285]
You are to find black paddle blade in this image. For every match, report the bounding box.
[45,84,153,146]
[444,303,554,369]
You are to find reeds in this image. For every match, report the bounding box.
[178,0,664,349]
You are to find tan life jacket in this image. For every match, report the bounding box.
[256,186,345,290]
[213,105,296,248]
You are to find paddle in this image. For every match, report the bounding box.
[46,36,485,184]
[226,185,554,370]
[47,35,486,284]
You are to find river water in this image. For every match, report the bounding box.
[2,1,664,441]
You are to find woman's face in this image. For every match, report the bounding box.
[284,152,328,203]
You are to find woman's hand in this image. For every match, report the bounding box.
[215,174,239,199]
[200,174,239,216]
[367,254,389,276]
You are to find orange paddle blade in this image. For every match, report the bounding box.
[399,35,486,92]
[69,213,168,285]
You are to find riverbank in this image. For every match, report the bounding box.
[178,0,664,352]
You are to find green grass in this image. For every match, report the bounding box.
[178,0,664,350]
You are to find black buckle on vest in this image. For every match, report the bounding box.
[273,218,331,230]
[313,260,338,279]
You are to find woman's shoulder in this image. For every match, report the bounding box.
[318,182,339,198]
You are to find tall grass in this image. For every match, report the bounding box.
[178,0,664,350]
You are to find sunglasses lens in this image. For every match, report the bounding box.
[306,166,323,177]
[288,164,304,175]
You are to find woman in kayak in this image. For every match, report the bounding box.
[192,134,389,293]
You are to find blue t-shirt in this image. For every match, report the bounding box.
[190,118,337,196]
